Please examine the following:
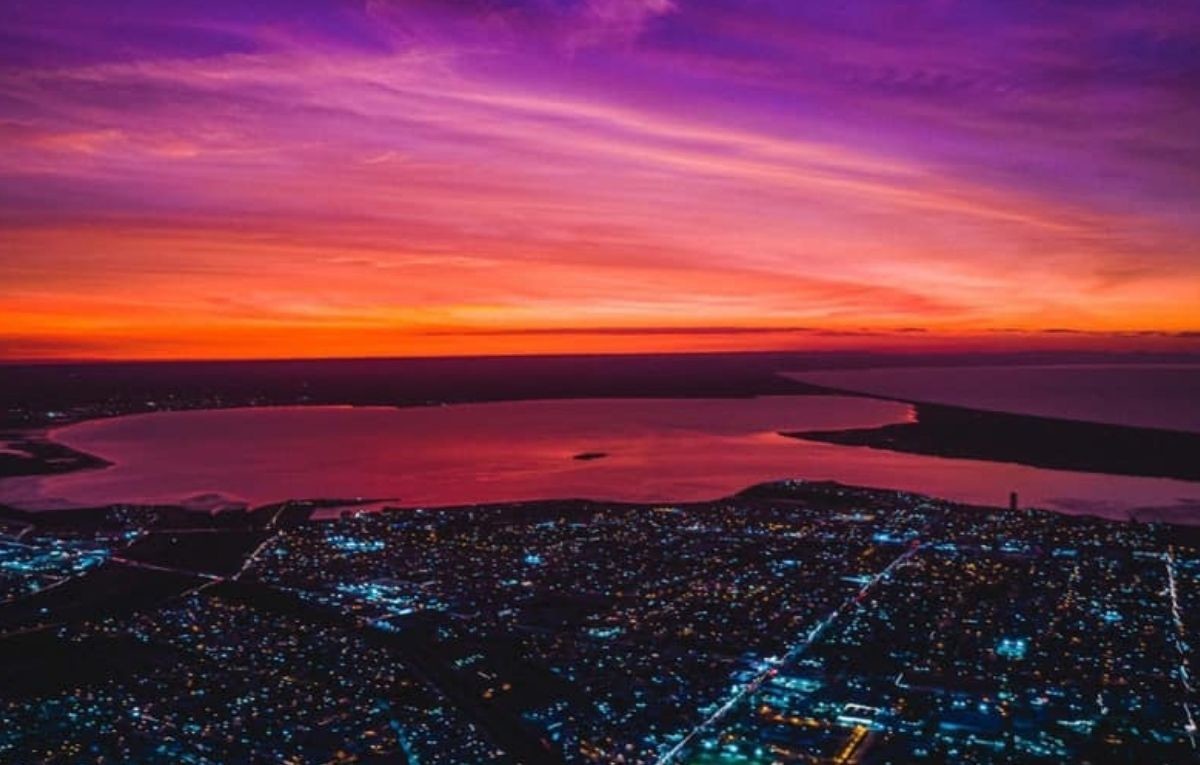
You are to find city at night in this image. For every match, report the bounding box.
[2,2,1199,763]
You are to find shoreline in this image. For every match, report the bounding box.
[2,391,1200,524]
[3,476,1198,534]
[4,354,1198,491]
[784,399,1200,482]
[0,430,112,480]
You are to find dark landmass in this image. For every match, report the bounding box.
[0,352,836,430]
[120,530,273,577]
[0,431,111,478]
[8,478,1200,541]
[0,562,203,635]
[0,499,317,532]
[571,451,608,461]
[4,350,1194,429]
[0,631,185,697]
[787,400,1200,482]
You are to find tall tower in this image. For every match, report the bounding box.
[1009,491,1019,512]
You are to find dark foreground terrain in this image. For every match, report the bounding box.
[2,482,1198,764]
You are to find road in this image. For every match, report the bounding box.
[1164,549,1198,750]
[654,540,922,765]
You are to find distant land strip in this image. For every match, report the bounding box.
[785,399,1200,483]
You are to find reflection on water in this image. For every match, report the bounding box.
[2,396,1199,523]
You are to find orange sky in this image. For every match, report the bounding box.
[2,2,1199,360]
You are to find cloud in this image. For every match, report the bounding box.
[422,324,820,337]
[1,1,1199,359]
[363,0,677,50]
[566,0,678,48]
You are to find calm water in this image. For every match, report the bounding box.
[787,364,1200,432]
[3,395,1199,523]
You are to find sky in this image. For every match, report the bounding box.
[2,0,1199,360]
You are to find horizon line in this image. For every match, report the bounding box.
[4,346,1200,367]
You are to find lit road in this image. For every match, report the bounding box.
[654,541,922,765]
[1164,549,1198,749]
[109,556,222,580]
[233,532,282,579]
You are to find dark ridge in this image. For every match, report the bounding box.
[785,402,1200,482]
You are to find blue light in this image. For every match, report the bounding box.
[325,533,386,553]
[996,637,1028,660]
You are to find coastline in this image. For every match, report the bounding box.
[784,399,1200,483]
[0,430,112,480]
[3,355,1199,525]
[2,391,1200,523]
[4,477,1199,536]
[19,394,1200,488]
[4,353,1199,487]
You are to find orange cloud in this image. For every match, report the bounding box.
[1,3,1199,360]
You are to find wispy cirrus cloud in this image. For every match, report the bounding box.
[0,1,1198,359]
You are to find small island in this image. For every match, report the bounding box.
[571,451,609,461]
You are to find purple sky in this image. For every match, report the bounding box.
[2,1,1198,358]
